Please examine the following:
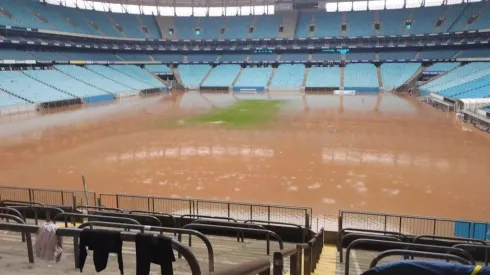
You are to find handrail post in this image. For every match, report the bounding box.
[290,246,300,275]
[304,243,312,275]
[267,233,270,255]
[294,245,303,275]
[273,251,283,275]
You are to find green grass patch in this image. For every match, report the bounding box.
[184,100,282,128]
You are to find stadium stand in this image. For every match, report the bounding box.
[381,63,421,89]
[109,65,167,89]
[279,53,308,62]
[0,90,28,107]
[177,64,211,89]
[234,67,273,92]
[109,12,147,38]
[269,64,305,91]
[344,64,379,91]
[346,52,376,61]
[252,15,282,38]
[201,65,241,88]
[0,70,75,103]
[145,64,172,74]
[24,69,113,103]
[86,65,154,90]
[81,9,123,37]
[310,52,341,62]
[223,16,254,39]
[28,51,67,61]
[295,11,314,38]
[315,11,342,37]
[55,65,136,95]
[174,17,198,39]
[199,17,226,39]
[345,10,376,37]
[60,51,119,61]
[378,9,410,36]
[420,62,490,97]
[418,50,460,60]
[187,54,218,62]
[117,53,152,61]
[248,54,278,62]
[379,51,416,61]
[426,62,460,72]
[458,49,490,59]
[0,49,34,60]
[220,54,248,62]
[151,54,184,63]
[305,66,341,89]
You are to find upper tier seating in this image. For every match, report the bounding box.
[201,65,241,87]
[439,74,490,99]
[0,90,28,107]
[24,69,109,98]
[458,49,490,58]
[252,15,282,38]
[305,67,341,88]
[117,53,152,61]
[310,52,341,61]
[426,62,460,72]
[144,65,171,74]
[87,65,153,90]
[110,65,166,88]
[61,51,119,61]
[187,54,218,62]
[178,65,211,89]
[346,52,375,61]
[152,54,184,63]
[28,51,67,61]
[280,53,308,62]
[249,54,277,62]
[379,51,416,60]
[110,12,146,38]
[381,63,421,89]
[344,64,378,90]
[55,65,134,94]
[269,64,305,90]
[0,49,34,60]
[1,1,490,40]
[421,62,490,94]
[234,67,272,89]
[418,50,459,59]
[223,16,254,39]
[199,17,225,39]
[220,54,248,62]
[0,70,75,103]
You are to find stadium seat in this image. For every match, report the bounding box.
[344,64,379,91]
[177,65,211,89]
[234,67,273,91]
[305,67,341,88]
[110,65,167,88]
[86,65,154,90]
[0,71,75,103]
[381,63,421,89]
[0,90,29,107]
[269,64,305,91]
[201,65,241,88]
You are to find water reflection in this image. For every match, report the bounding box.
[322,147,451,170]
[105,145,275,162]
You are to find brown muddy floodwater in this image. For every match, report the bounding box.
[0,91,489,224]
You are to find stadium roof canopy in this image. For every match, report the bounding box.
[44,0,484,13]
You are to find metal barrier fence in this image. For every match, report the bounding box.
[0,185,96,207]
[99,193,193,214]
[338,210,479,238]
[194,199,312,229]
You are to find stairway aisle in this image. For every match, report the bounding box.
[312,245,338,275]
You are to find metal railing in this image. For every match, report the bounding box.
[0,186,96,207]
[369,250,472,269]
[338,210,487,238]
[0,222,201,274]
[75,221,215,272]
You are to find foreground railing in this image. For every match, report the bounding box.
[0,222,201,274]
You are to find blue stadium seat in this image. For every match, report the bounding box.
[305,67,341,88]
[426,62,460,72]
[345,11,375,37]
[145,64,171,74]
[458,49,490,59]
[55,65,134,94]
[249,54,277,62]
[60,51,119,61]
[0,49,34,60]
[310,52,341,62]
[139,15,160,39]
[201,65,241,87]
[379,51,416,60]
[110,65,166,88]
[378,9,410,36]
[381,63,420,89]
[110,12,146,38]
[315,12,342,37]
[344,64,378,91]
[199,17,225,39]
[418,50,459,59]
[0,70,75,103]
[187,54,218,62]
[151,54,184,62]
[252,15,282,38]
[345,52,375,61]
[234,67,272,91]
[0,90,29,107]
[178,65,211,89]
[295,11,314,38]
[174,17,198,39]
[223,16,253,39]
[117,53,152,61]
[270,64,305,90]
[280,53,308,62]
[87,65,153,90]
[220,54,248,62]
[28,51,67,61]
